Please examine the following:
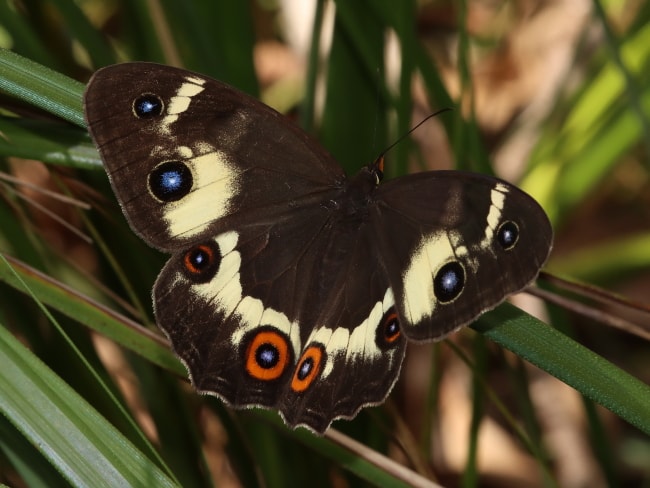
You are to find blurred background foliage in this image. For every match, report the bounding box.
[0,0,649,486]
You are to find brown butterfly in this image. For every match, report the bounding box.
[84,62,552,433]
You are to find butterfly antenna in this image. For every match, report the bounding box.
[372,108,453,178]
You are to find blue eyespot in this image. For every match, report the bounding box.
[245,329,291,381]
[497,221,519,250]
[291,345,324,392]
[385,317,400,339]
[149,161,192,202]
[434,261,465,303]
[376,308,401,350]
[297,357,313,380]
[183,242,221,283]
[133,94,163,118]
[256,343,280,369]
[183,243,214,279]
[191,250,208,268]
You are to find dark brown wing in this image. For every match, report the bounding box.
[153,206,406,433]
[370,170,552,341]
[83,62,345,252]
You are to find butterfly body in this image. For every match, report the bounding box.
[84,62,552,433]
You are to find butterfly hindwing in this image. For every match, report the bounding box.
[154,210,406,432]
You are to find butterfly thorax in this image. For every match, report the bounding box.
[331,165,379,221]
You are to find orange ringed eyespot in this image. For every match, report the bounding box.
[184,244,213,274]
[383,312,401,343]
[291,345,324,393]
[245,330,290,381]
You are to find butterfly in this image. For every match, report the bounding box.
[83,62,552,434]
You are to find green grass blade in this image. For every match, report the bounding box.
[474,303,650,436]
[0,117,100,169]
[0,49,84,127]
[0,2,53,68]
[48,0,117,68]
[0,416,69,487]
[159,0,258,93]
[0,322,177,487]
[0,255,182,375]
[320,3,387,172]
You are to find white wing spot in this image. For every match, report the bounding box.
[401,232,457,325]
[160,76,206,133]
[161,150,240,238]
[314,288,395,379]
[480,183,509,249]
[176,146,193,159]
[189,232,301,356]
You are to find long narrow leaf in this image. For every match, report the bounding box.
[474,303,650,436]
[0,49,84,127]
[0,322,177,487]
[0,254,182,375]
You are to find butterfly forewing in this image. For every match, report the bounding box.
[371,171,552,341]
[84,63,345,252]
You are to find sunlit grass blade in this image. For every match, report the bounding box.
[0,49,85,127]
[547,232,650,283]
[529,19,650,219]
[474,303,650,436]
